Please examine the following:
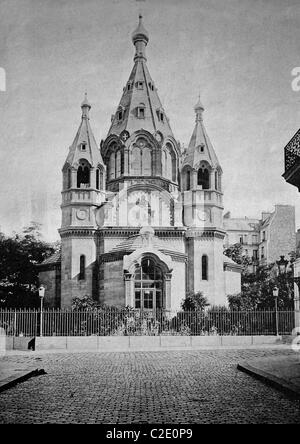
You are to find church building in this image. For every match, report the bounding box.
[39,16,241,310]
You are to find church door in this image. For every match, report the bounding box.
[134,258,164,310]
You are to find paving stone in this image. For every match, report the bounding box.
[0,349,299,423]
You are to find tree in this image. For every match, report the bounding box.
[223,243,252,273]
[228,260,294,310]
[0,223,57,308]
[181,291,210,311]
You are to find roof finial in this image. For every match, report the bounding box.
[81,91,91,118]
[132,14,149,61]
[194,93,204,122]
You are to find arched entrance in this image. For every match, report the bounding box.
[134,258,164,309]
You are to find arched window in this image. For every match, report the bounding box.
[202,255,208,281]
[131,147,141,175]
[215,171,218,190]
[134,258,164,309]
[77,160,90,188]
[100,169,104,189]
[198,168,209,189]
[142,147,151,176]
[109,152,115,180]
[171,151,176,182]
[162,149,172,180]
[116,150,121,177]
[96,168,99,190]
[79,255,85,280]
[67,168,71,189]
[186,170,191,190]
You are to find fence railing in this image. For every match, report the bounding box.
[0,309,295,337]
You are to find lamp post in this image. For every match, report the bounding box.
[272,286,279,336]
[38,285,45,337]
[276,255,289,276]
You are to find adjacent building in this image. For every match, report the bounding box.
[283,127,300,328]
[224,205,296,271]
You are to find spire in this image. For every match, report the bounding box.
[106,17,175,141]
[132,14,149,61]
[182,97,221,170]
[65,97,104,168]
[81,92,91,119]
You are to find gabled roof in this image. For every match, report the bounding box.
[38,250,61,267]
[64,94,104,168]
[108,229,186,261]
[107,16,175,141]
[182,98,221,170]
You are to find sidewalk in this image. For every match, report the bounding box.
[0,356,45,393]
[238,354,300,398]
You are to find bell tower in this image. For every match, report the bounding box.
[181,97,226,305]
[59,94,106,307]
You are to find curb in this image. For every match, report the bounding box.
[0,369,46,393]
[237,362,300,399]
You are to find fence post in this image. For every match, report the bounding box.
[14,309,17,336]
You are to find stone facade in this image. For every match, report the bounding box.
[224,205,296,271]
[39,16,241,309]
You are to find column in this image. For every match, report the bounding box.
[124,273,133,307]
[192,170,197,189]
[165,272,172,311]
[124,148,129,175]
[71,167,77,188]
[90,167,96,189]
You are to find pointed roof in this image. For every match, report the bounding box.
[107,15,175,141]
[65,94,104,168]
[182,97,221,170]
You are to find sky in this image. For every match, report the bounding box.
[0,0,300,241]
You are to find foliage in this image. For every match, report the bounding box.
[228,261,294,310]
[181,291,210,311]
[0,223,58,308]
[223,243,252,272]
[71,295,98,311]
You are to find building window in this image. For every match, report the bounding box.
[262,231,266,241]
[81,143,87,152]
[109,152,116,180]
[134,258,164,309]
[239,235,243,244]
[67,168,71,189]
[77,160,90,188]
[96,168,99,190]
[186,170,191,190]
[127,83,131,91]
[202,255,208,280]
[79,255,85,280]
[137,81,144,89]
[215,171,218,190]
[252,234,258,244]
[261,246,265,259]
[253,250,258,260]
[137,105,145,119]
[156,110,164,122]
[197,168,209,189]
[96,167,103,190]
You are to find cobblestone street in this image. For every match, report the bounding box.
[0,348,299,424]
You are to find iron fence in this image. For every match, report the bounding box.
[0,308,295,337]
